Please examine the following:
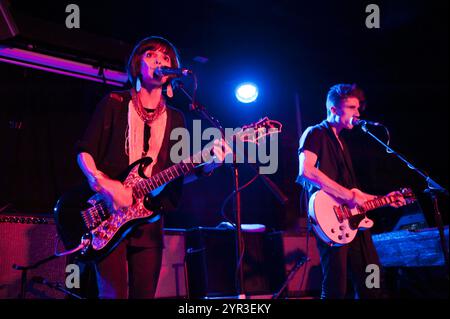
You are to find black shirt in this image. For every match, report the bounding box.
[296,120,360,207]
[76,90,186,247]
[76,90,186,179]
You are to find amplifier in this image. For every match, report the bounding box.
[0,213,67,299]
[184,227,286,298]
[155,229,187,298]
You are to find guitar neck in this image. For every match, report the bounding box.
[361,194,397,212]
[130,118,282,200]
[132,127,245,199]
[132,150,204,199]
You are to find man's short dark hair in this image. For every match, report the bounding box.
[326,83,366,114]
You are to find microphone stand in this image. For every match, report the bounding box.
[13,254,60,299]
[360,123,449,273]
[272,255,308,299]
[31,277,84,299]
[176,81,288,299]
[176,82,288,204]
[12,237,90,299]
[13,253,82,299]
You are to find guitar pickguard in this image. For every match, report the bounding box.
[85,165,157,252]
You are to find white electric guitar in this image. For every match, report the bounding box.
[308,188,416,246]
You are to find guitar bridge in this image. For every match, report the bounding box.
[81,209,101,230]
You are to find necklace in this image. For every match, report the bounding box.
[131,88,166,124]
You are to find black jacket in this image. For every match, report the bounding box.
[76,90,186,247]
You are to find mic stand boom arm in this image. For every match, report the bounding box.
[360,123,449,272]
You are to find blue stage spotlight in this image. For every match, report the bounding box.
[235,83,258,103]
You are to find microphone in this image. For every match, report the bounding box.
[154,67,192,78]
[351,117,382,126]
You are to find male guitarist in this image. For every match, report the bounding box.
[296,83,405,299]
[76,36,227,299]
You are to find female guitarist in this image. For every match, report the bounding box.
[76,36,225,299]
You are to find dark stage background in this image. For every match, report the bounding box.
[0,0,448,232]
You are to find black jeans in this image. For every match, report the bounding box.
[94,238,163,299]
[315,230,383,299]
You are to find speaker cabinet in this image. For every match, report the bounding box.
[0,213,67,299]
[155,229,187,298]
[184,228,285,298]
[282,232,322,298]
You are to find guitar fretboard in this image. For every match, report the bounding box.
[128,120,281,201]
[132,150,204,199]
[361,195,397,212]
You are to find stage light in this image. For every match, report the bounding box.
[235,83,258,103]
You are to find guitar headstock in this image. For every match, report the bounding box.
[399,187,417,205]
[239,117,282,144]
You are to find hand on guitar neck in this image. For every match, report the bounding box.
[383,190,407,208]
[201,138,233,174]
[347,188,407,209]
[347,188,376,208]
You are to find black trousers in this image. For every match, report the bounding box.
[315,230,384,299]
[94,238,163,299]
